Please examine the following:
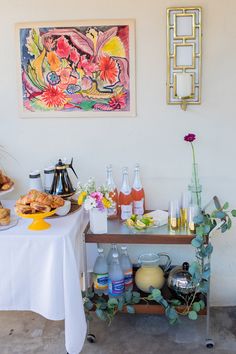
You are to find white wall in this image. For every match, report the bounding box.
[1,0,236,305]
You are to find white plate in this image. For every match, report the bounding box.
[0,215,19,231]
[0,185,14,197]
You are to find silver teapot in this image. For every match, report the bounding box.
[167,262,196,295]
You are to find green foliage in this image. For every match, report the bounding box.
[82,201,236,325]
[26,28,43,58]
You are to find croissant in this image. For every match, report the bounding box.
[51,195,65,208]
[30,202,51,213]
[15,205,34,214]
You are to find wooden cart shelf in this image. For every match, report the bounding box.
[84,219,195,244]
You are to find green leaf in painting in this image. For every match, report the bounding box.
[26,28,43,58]
[79,101,97,111]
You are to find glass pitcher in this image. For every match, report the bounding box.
[135,253,171,293]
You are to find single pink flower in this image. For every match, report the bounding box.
[81,77,92,90]
[90,192,103,202]
[109,92,126,110]
[69,48,80,64]
[184,133,196,142]
[77,55,99,76]
[56,36,71,58]
[56,67,77,91]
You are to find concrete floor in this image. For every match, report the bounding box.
[0,308,236,354]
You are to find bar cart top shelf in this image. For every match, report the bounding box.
[84,218,194,244]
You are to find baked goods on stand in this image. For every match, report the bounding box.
[15,190,65,231]
[0,170,14,193]
[0,205,11,226]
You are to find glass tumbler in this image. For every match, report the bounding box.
[188,204,200,233]
[168,200,180,231]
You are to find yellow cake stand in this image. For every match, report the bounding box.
[17,209,56,231]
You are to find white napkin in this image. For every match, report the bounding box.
[144,210,168,226]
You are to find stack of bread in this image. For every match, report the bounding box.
[0,205,10,225]
[0,170,14,192]
[15,190,65,214]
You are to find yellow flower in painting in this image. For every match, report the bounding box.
[47,51,61,71]
[102,197,111,209]
[78,191,87,205]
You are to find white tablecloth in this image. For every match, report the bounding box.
[0,201,90,354]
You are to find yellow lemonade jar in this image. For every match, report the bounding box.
[135,253,171,293]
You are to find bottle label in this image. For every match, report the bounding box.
[133,199,144,215]
[107,201,118,217]
[124,269,133,288]
[94,273,108,290]
[108,279,124,296]
[121,204,132,220]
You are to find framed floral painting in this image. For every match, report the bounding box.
[16,20,135,117]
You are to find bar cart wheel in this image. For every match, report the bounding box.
[87,333,96,343]
[205,339,214,348]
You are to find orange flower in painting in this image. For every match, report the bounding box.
[41,85,68,108]
[99,55,119,84]
[47,51,61,71]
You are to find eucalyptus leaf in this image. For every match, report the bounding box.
[199,300,205,310]
[231,209,236,217]
[126,305,135,314]
[192,302,201,312]
[204,225,211,234]
[165,307,178,320]
[194,214,204,224]
[227,217,232,230]
[96,308,107,321]
[198,280,209,294]
[205,244,213,256]
[221,223,228,233]
[108,298,118,309]
[169,299,182,306]
[84,299,94,311]
[215,211,226,219]
[125,290,132,303]
[188,310,198,320]
[191,238,202,248]
[118,297,125,311]
[223,202,229,210]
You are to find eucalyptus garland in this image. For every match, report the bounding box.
[82,203,236,324]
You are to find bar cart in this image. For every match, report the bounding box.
[82,217,220,349]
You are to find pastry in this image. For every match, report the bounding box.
[0,216,10,225]
[0,170,13,191]
[30,202,51,213]
[51,195,65,208]
[0,208,10,219]
[15,204,34,214]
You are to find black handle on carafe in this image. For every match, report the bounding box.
[69,158,78,179]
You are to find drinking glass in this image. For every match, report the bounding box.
[180,191,191,229]
[168,200,180,231]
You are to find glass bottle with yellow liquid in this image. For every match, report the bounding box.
[180,191,191,229]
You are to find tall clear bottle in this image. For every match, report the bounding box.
[132,164,145,215]
[93,248,108,295]
[106,165,118,219]
[107,243,120,266]
[119,167,133,220]
[108,252,125,298]
[119,246,133,291]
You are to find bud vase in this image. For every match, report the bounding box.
[188,163,202,209]
[89,208,108,234]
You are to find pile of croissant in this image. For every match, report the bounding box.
[0,170,14,192]
[15,189,65,214]
[0,205,10,225]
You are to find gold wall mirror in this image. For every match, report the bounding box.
[167,7,202,111]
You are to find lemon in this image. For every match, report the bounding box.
[136,220,146,229]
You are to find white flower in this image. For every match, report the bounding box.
[84,196,97,211]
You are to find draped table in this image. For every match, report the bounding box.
[0,201,90,354]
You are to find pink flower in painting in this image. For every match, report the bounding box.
[81,77,92,90]
[56,36,71,58]
[99,55,119,84]
[77,55,99,76]
[69,48,80,64]
[109,92,126,110]
[56,67,77,91]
